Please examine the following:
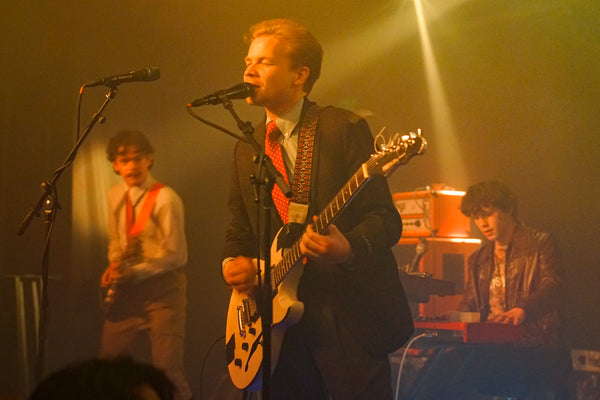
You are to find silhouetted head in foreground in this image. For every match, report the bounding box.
[28,356,175,400]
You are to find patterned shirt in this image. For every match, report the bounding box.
[488,243,508,317]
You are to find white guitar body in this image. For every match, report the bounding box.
[225,228,305,390]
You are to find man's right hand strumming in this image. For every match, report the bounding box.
[116,237,144,281]
[223,256,258,294]
[102,238,143,287]
[121,237,143,265]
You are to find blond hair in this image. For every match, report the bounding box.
[245,19,323,94]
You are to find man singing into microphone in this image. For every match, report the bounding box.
[100,130,191,400]
[221,19,413,399]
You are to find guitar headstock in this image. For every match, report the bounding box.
[369,129,427,177]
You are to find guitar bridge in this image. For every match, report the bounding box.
[237,297,258,338]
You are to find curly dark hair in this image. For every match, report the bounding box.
[106,130,155,162]
[460,180,518,218]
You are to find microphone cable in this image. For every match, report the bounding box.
[393,330,437,400]
[198,335,225,400]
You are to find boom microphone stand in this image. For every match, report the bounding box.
[222,97,292,400]
[16,84,120,385]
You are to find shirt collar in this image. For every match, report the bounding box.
[127,174,155,202]
[266,98,304,139]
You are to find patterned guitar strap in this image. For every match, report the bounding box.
[279,104,322,246]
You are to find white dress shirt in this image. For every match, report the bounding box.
[107,174,187,280]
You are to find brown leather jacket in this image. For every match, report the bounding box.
[458,224,565,346]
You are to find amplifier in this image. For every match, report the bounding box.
[393,187,471,238]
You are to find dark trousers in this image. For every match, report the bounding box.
[100,270,190,400]
[268,301,393,400]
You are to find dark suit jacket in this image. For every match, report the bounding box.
[223,99,413,356]
[459,224,565,346]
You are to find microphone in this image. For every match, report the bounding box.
[188,83,253,107]
[407,238,428,273]
[84,67,160,88]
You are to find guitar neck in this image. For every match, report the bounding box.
[314,164,371,235]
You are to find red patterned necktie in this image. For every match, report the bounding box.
[125,189,134,233]
[265,120,289,224]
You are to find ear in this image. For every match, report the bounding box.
[293,66,310,89]
[147,154,154,170]
[112,161,121,176]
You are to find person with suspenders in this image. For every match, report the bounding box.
[100,130,191,400]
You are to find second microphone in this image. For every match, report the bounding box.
[188,83,254,107]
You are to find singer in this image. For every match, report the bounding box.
[221,19,413,399]
[99,130,192,400]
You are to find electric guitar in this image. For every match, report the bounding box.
[102,237,143,313]
[225,131,427,390]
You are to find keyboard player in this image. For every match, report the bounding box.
[402,181,573,399]
[403,181,574,400]
[458,180,565,346]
